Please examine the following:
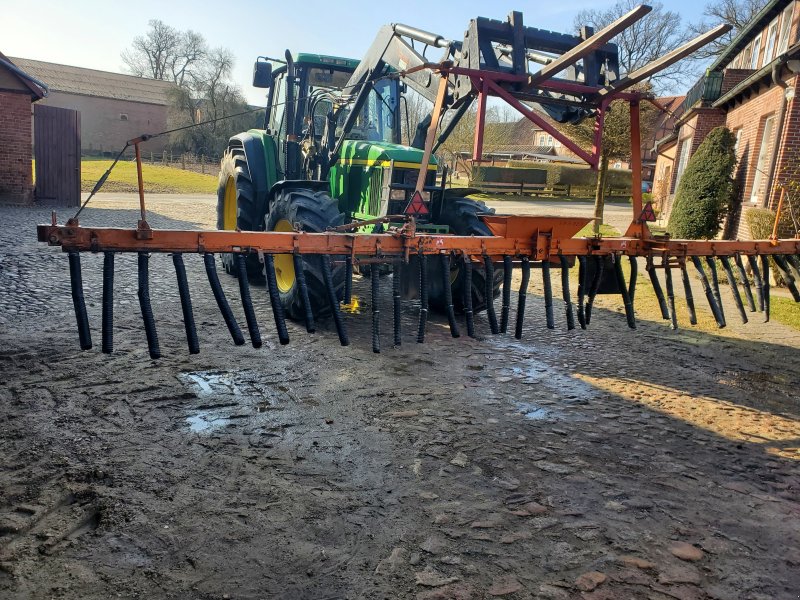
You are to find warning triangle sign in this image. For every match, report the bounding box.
[405,190,429,215]
[640,201,657,222]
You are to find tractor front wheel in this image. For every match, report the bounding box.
[265,189,345,319]
[216,148,265,282]
[428,197,503,313]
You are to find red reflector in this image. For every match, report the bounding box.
[405,191,429,215]
[640,201,656,222]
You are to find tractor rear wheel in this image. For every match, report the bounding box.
[265,189,345,319]
[216,148,265,282]
[429,197,503,313]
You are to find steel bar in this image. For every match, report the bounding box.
[500,255,513,333]
[322,255,349,346]
[173,253,200,354]
[463,256,476,338]
[236,254,262,348]
[680,262,698,325]
[691,256,725,328]
[417,254,429,343]
[761,254,771,322]
[559,256,575,330]
[747,255,765,312]
[664,256,678,330]
[137,253,161,359]
[102,251,114,353]
[203,253,246,346]
[68,251,92,350]
[704,257,726,325]
[585,256,604,326]
[628,256,638,304]
[613,254,636,329]
[293,254,316,333]
[734,254,756,312]
[542,260,555,329]
[773,255,800,301]
[441,254,460,338]
[265,255,290,345]
[577,255,588,329]
[647,258,670,320]
[515,256,531,339]
[372,264,381,352]
[719,256,748,324]
[393,260,402,346]
[483,255,499,334]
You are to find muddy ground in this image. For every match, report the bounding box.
[1,197,799,600]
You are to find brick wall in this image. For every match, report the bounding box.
[721,69,754,94]
[34,92,168,154]
[0,90,33,203]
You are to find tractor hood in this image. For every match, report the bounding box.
[338,140,437,171]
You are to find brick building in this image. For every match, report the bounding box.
[9,57,175,155]
[654,0,800,238]
[0,53,46,203]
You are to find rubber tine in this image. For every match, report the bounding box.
[343,256,353,305]
[393,260,402,346]
[371,264,381,352]
[102,251,114,353]
[263,254,290,345]
[234,254,262,348]
[322,254,348,346]
[500,255,513,333]
[137,253,161,359]
[483,255,499,334]
[628,256,638,304]
[613,254,636,329]
[691,256,725,328]
[680,262,698,325]
[559,256,575,330]
[203,253,245,346]
[734,254,756,312]
[514,256,531,339]
[647,257,670,319]
[747,255,765,312]
[67,251,92,350]
[576,255,587,329]
[440,254,460,338]
[542,260,555,329]
[774,255,800,301]
[293,254,316,333]
[585,256,604,326]
[704,257,726,324]
[663,256,678,330]
[417,254,429,343]
[719,256,748,324]
[463,255,476,338]
[173,253,200,354]
[761,254,771,322]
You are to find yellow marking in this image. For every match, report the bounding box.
[223,177,237,230]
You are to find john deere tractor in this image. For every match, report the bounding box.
[217,27,504,320]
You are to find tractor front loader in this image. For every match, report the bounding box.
[38,7,800,356]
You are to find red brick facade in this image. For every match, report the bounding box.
[0,90,34,203]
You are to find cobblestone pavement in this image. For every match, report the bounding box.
[0,196,799,599]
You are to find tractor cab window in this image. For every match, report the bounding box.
[338,78,398,143]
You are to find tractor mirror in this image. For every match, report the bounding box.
[253,61,273,88]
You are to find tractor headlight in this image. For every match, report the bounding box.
[389,188,407,201]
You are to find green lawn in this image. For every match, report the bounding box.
[81,159,218,194]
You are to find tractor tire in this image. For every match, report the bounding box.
[428,197,503,313]
[265,188,346,319]
[216,147,265,282]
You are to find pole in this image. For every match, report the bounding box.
[625,97,649,239]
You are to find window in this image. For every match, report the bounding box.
[750,115,775,204]
[675,137,692,188]
[741,43,753,69]
[734,128,743,155]
[778,4,794,54]
[764,19,779,63]
[751,33,763,69]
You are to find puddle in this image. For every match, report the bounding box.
[180,371,243,397]
[515,402,553,420]
[186,413,232,432]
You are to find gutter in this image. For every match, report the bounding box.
[0,57,49,97]
[762,57,794,208]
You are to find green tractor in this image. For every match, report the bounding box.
[217,47,501,320]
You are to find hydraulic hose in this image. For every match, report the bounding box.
[203,253,245,346]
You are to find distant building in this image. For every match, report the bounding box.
[9,57,175,155]
[0,52,46,203]
[654,0,800,238]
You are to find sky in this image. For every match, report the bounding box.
[1,0,709,105]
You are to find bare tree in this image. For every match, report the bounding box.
[689,0,770,59]
[575,0,697,94]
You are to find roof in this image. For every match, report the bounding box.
[8,57,175,105]
[0,52,47,100]
[713,42,800,107]
[710,0,789,72]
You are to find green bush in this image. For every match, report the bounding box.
[667,127,737,239]
[479,161,632,194]
[744,207,797,286]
